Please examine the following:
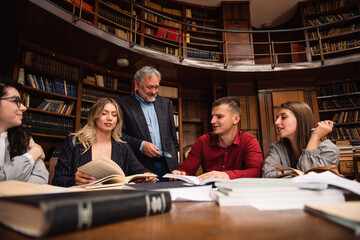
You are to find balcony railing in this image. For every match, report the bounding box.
[50,0,360,68]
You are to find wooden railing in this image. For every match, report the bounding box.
[59,0,360,67]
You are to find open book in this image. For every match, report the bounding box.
[271,164,342,178]
[162,173,228,185]
[76,156,157,189]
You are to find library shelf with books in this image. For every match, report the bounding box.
[14,41,81,162]
[140,0,183,57]
[158,81,183,163]
[184,4,222,61]
[13,39,134,166]
[96,0,137,42]
[80,69,132,123]
[50,0,96,24]
[316,80,360,143]
[299,0,360,62]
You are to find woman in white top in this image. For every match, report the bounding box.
[0,78,48,183]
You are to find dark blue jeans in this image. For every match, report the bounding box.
[153,157,169,182]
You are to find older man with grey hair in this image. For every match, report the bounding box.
[116,66,179,181]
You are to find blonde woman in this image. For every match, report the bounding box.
[53,98,155,187]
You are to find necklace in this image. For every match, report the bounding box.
[95,142,111,152]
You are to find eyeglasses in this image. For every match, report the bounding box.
[0,96,25,108]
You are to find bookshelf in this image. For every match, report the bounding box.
[13,39,133,163]
[50,0,96,24]
[316,80,360,142]
[299,0,360,61]
[140,0,183,57]
[158,81,183,163]
[184,4,221,61]
[222,2,254,64]
[96,0,137,42]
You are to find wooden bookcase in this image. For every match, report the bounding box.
[158,81,183,163]
[12,39,133,162]
[222,1,254,64]
[299,0,360,62]
[316,80,360,142]
[183,3,221,61]
[139,0,183,57]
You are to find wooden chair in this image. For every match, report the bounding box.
[48,157,58,184]
[183,144,203,176]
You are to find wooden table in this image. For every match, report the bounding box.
[0,201,355,240]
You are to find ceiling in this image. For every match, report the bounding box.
[178,0,302,28]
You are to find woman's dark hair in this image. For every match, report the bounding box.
[0,77,31,158]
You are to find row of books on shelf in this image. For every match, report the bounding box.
[98,22,131,41]
[185,8,213,19]
[98,7,131,28]
[102,0,129,13]
[67,0,93,11]
[155,26,183,42]
[305,11,356,26]
[186,21,220,31]
[81,104,91,117]
[326,127,360,140]
[159,85,178,99]
[22,112,74,137]
[144,0,182,17]
[22,71,78,98]
[311,39,360,55]
[82,87,120,102]
[145,43,180,56]
[144,12,181,28]
[189,33,219,46]
[303,0,357,15]
[21,50,79,80]
[308,23,360,39]
[317,81,360,96]
[331,110,359,123]
[36,99,75,115]
[318,97,359,110]
[173,114,179,128]
[83,74,130,91]
[187,49,218,60]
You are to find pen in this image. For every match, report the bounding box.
[311,122,336,131]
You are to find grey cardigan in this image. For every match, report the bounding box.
[262,139,340,178]
[0,133,49,184]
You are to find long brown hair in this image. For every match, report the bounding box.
[279,101,317,167]
[71,98,124,153]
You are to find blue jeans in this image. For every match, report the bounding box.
[153,157,169,182]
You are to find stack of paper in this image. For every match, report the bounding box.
[212,178,345,210]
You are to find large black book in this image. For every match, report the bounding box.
[0,189,171,237]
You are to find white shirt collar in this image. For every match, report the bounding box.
[0,132,8,139]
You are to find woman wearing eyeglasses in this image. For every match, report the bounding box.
[0,78,48,183]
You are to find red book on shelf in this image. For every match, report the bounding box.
[167,28,182,42]
[73,0,93,11]
[156,26,168,38]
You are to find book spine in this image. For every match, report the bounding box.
[45,191,171,236]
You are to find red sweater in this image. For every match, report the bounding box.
[178,130,263,178]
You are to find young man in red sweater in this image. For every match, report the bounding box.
[172,97,263,180]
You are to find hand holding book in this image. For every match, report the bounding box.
[271,164,343,178]
[75,156,157,189]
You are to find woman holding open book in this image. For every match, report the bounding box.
[53,98,155,187]
[0,78,48,183]
[262,101,340,178]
